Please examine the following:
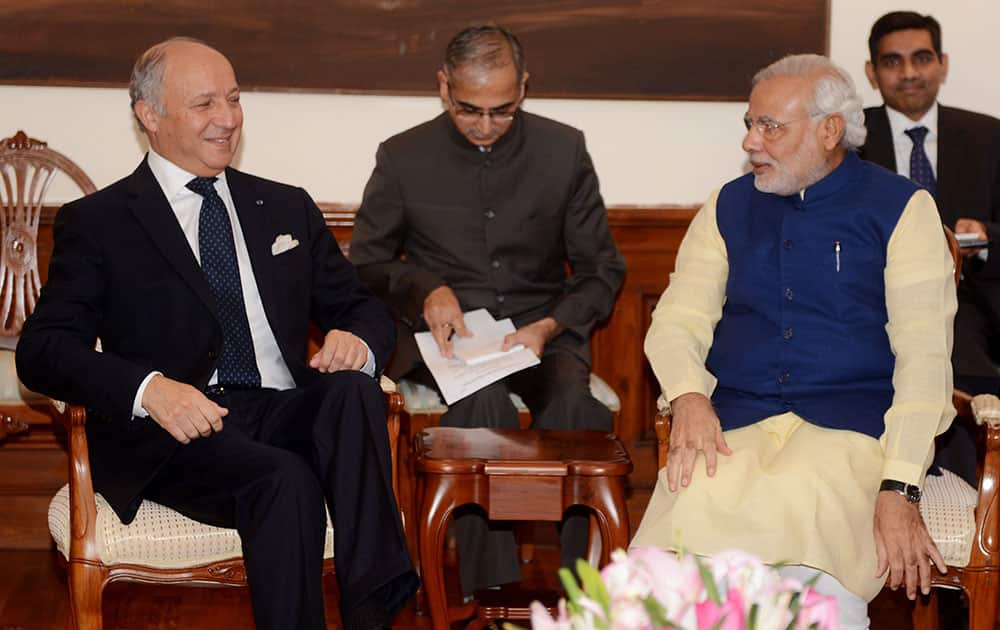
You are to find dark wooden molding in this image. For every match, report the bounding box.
[0,1,829,100]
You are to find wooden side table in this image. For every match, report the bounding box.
[414,427,633,630]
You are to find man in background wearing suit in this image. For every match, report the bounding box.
[16,38,416,630]
[350,25,625,600]
[861,11,1000,485]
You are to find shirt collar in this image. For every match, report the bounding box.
[146,148,229,202]
[885,102,938,142]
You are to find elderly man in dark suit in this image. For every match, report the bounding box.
[15,37,416,630]
[860,11,1000,486]
[350,25,625,601]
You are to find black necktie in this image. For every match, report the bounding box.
[904,126,937,196]
[186,177,261,388]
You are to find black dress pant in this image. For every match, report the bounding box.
[408,345,614,597]
[143,372,418,630]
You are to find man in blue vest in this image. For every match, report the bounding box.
[632,54,956,630]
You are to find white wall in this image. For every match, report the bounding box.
[2,0,997,205]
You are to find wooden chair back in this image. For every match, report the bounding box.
[0,131,95,341]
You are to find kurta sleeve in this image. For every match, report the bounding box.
[644,190,729,409]
[880,189,958,486]
[547,134,626,339]
[350,143,446,327]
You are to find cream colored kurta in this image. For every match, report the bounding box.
[631,186,957,601]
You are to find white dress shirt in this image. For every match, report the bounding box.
[885,102,939,180]
[132,150,374,416]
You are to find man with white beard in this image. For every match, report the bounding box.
[632,54,956,629]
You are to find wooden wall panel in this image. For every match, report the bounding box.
[0,1,828,100]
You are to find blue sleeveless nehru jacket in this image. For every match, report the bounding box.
[705,151,921,438]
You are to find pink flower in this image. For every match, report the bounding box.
[696,588,746,630]
[530,600,574,630]
[626,547,703,622]
[794,588,839,629]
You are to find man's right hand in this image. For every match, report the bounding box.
[141,375,228,444]
[666,392,732,492]
[423,285,471,358]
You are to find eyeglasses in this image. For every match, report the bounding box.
[447,83,520,124]
[743,112,825,140]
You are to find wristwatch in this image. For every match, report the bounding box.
[879,479,922,503]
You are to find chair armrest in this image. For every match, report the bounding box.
[380,377,404,510]
[963,392,1000,566]
[50,401,101,563]
[655,411,672,471]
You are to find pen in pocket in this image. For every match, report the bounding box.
[834,240,841,272]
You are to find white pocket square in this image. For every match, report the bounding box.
[271,234,300,256]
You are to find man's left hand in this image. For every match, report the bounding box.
[309,329,368,372]
[873,490,947,600]
[501,317,563,357]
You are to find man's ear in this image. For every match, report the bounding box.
[864,61,879,90]
[134,100,160,134]
[519,71,530,100]
[437,69,449,105]
[821,113,846,151]
[940,52,949,84]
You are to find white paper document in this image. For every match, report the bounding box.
[414,308,540,404]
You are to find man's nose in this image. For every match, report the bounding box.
[742,128,762,152]
[475,113,494,135]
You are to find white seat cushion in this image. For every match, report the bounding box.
[920,469,978,567]
[49,484,334,568]
[398,373,621,414]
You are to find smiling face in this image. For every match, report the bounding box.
[866,28,948,121]
[134,41,243,176]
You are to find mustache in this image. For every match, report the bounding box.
[467,127,499,140]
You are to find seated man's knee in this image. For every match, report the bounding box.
[442,381,519,428]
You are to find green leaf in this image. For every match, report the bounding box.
[642,595,673,627]
[748,602,759,630]
[695,556,722,605]
[576,559,612,615]
[558,567,585,615]
[502,623,525,630]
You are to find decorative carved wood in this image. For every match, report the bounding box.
[0,131,95,339]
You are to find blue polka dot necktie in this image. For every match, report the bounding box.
[187,177,261,388]
[904,126,937,196]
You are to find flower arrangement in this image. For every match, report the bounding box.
[527,548,839,630]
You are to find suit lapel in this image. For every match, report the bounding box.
[862,106,897,171]
[935,106,966,222]
[127,159,218,316]
[226,168,280,332]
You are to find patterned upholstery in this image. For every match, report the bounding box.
[49,484,334,568]
[921,469,978,567]
[398,373,621,414]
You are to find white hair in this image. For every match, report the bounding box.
[753,54,867,150]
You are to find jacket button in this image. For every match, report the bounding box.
[778,372,790,384]
[783,239,793,250]
[496,294,505,303]
[785,288,794,301]
[783,327,793,340]
[491,260,501,269]
[485,209,496,219]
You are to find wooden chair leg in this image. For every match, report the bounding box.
[585,477,630,566]
[910,590,939,630]
[965,573,999,630]
[67,561,107,630]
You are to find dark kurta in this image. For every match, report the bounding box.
[350,111,625,379]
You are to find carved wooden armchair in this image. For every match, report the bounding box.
[48,378,405,630]
[0,131,96,436]
[652,226,1000,630]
